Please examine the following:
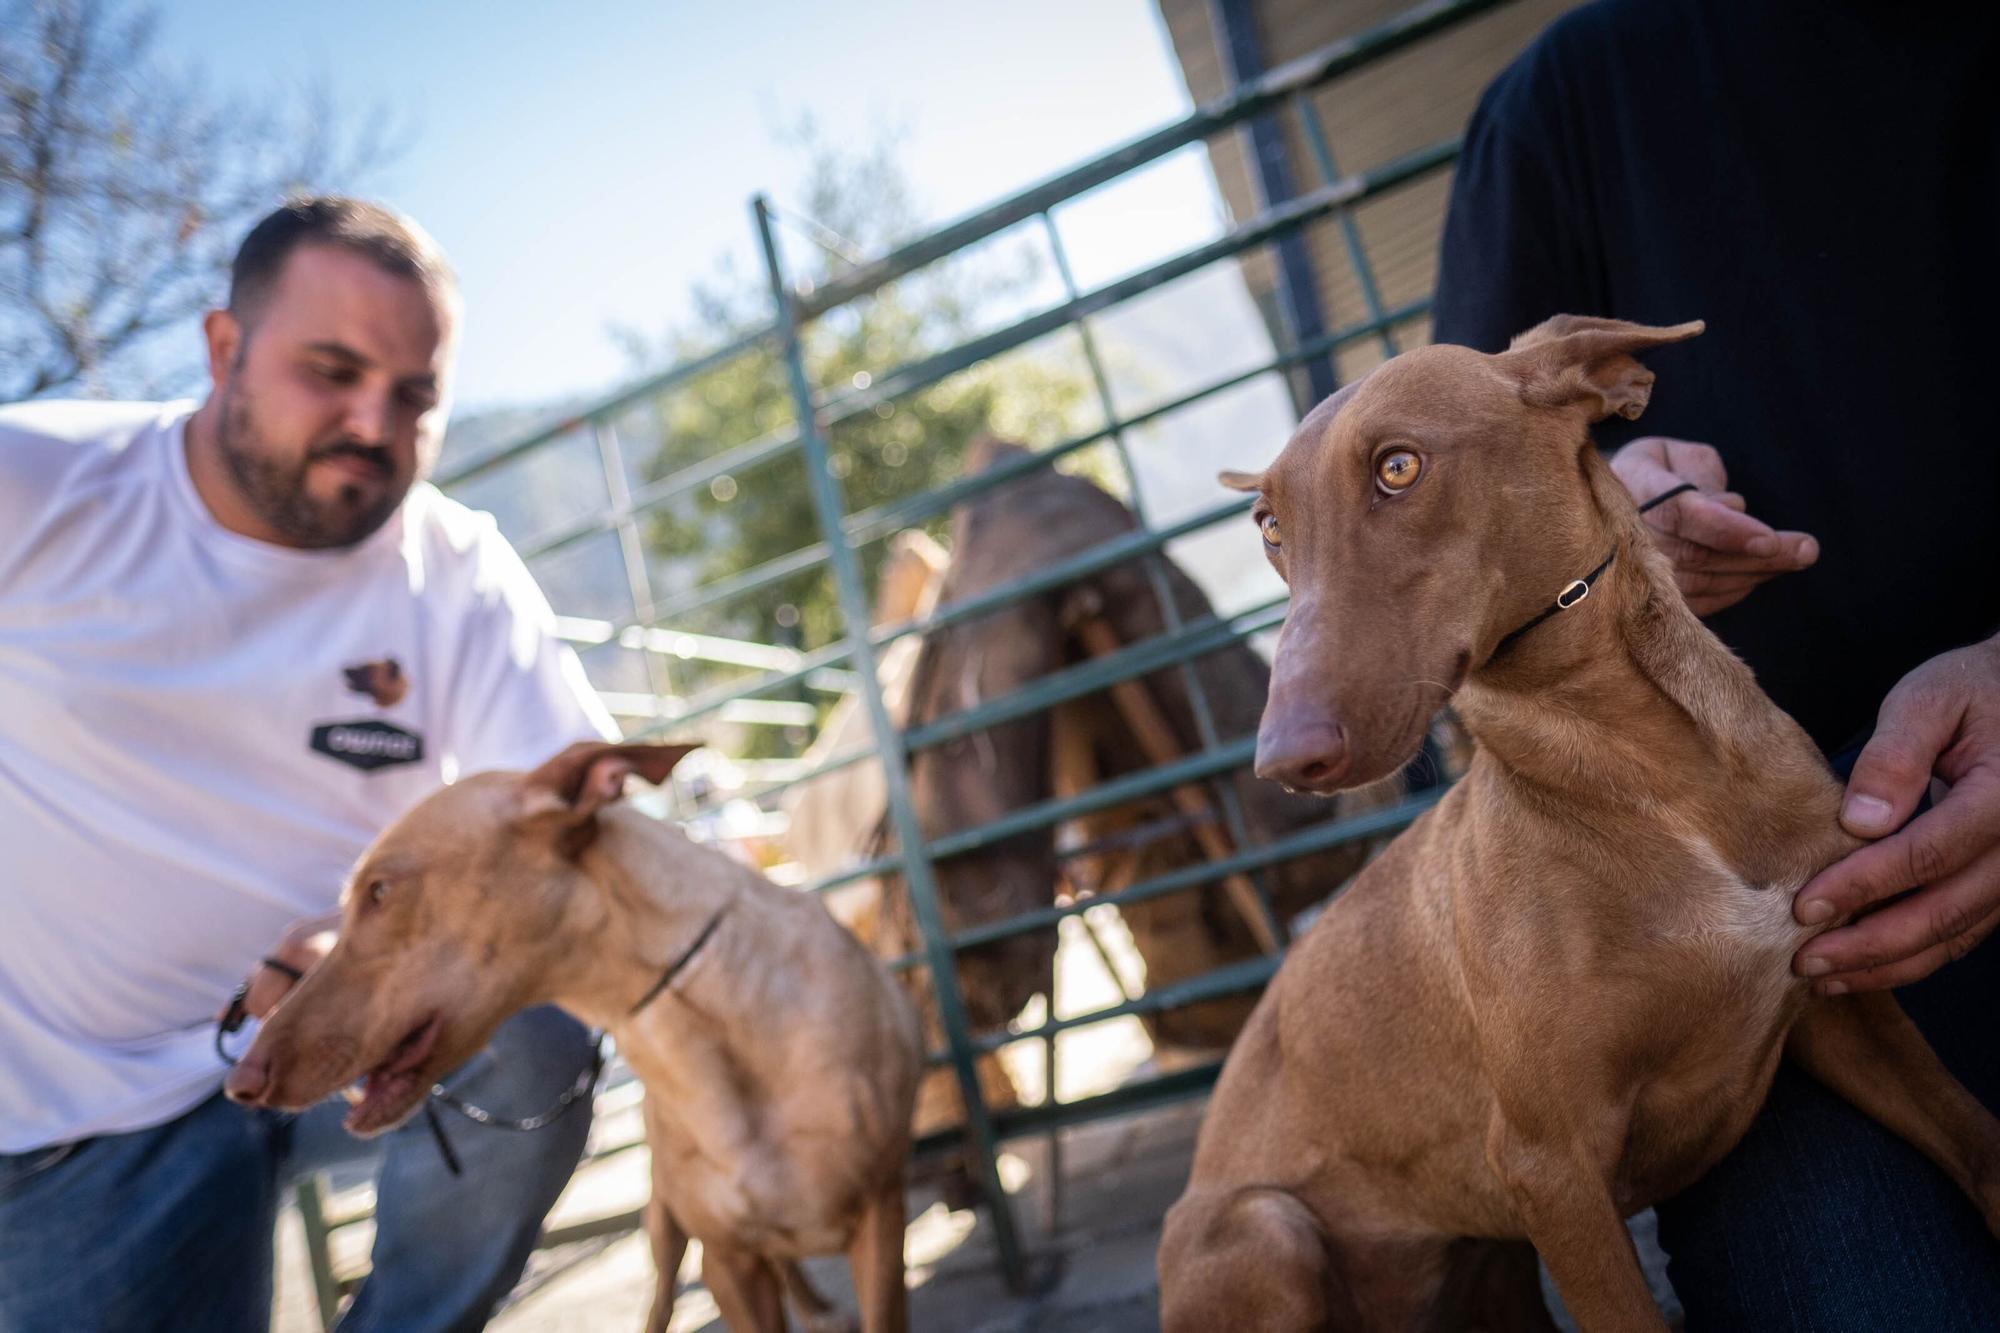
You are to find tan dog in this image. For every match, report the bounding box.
[1157,317,2000,1330]
[225,741,921,1333]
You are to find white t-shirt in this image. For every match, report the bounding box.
[0,400,617,1152]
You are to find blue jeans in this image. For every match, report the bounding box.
[0,1006,596,1333]
[1656,752,2000,1329]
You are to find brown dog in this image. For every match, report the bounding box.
[225,741,921,1333]
[1158,317,2000,1330]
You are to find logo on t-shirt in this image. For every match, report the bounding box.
[310,720,425,772]
[342,658,408,708]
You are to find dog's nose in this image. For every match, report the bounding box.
[1256,717,1350,793]
[224,1054,271,1106]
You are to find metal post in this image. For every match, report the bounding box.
[294,1177,343,1331]
[1210,0,1339,409]
[752,195,1032,1291]
[1040,211,1287,953]
[1292,92,1399,361]
[594,418,676,703]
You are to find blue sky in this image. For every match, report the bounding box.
[153,1,1210,413]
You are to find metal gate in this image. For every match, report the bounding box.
[437,0,1518,1290]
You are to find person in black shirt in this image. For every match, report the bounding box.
[1433,0,2000,1325]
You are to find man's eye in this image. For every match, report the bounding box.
[1258,512,1282,548]
[310,363,356,385]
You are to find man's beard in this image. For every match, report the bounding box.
[214,382,408,549]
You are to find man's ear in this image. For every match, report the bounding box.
[1500,315,1704,422]
[202,309,242,390]
[516,741,700,828]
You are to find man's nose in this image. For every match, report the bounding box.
[341,390,392,446]
[223,1053,272,1106]
[1255,712,1350,793]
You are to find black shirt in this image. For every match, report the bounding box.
[1432,0,2000,755]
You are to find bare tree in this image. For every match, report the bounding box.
[0,0,399,401]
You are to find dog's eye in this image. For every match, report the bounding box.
[367,880,389,907]
[1376,449,1421,494]
[1257,512,1282,548]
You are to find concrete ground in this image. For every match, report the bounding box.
[273,906,1682,1331]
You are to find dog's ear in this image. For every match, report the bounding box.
[1219,469,1263,492]
[517,741,700,830]
[1500,316,1704,423]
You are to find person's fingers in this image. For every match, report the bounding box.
[1678,572,1784,617]
[240,958,305,1021]
[1838,680,1967,840]
[1801,887,2000,994]
[1649,491,1796,559]
[1657,531,1818,576]
[1796,773,2000,924]
[1658,438,1731,491]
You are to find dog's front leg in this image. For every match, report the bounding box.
[642,1105,689,1333]
[1485,1115,1667,1332]
[845,1176,909,1333]
[1787,990,2000,1236]
[641,1194,687,1333]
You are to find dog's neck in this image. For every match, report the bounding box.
[1452,452,1836,855]
[541,809,739,1032]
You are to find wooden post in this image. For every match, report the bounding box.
[1070,614,1282,954]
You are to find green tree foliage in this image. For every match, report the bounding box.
[623,131,1108,742]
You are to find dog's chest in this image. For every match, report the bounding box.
[1617,838,1811,1202]
[1657,835,1807,976]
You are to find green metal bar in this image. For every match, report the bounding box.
[795,0,1507,318]
[437,324,780,489]
[520,424,802,564]
[621,637,854,739]
[591,294,1415,663]
[1038,208,1286,952]
[798,848,902,900]
[294,1177,344,1331]
[949,791,1439,952]
[870,494,1253,655]
[559,620,815,676]
[914,1058,1225,1157]
[814,141,1457,429]
[957,954,1279,1056]
[1292,91,1398,360]
[984,1059,1226,1144]
[902,598,1288,756]
[876,788,1437,972]
[841,296,1428,545]
[539,1207,647,1248]
[753,196,1029,1290]
[636,540,828,626]
[737,739,878,805]
[453,3,1491,511]
[930,735,1256,862]
[784,592,1280,904]
[593,418,678,704]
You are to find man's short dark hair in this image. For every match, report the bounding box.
[228,195,456,326]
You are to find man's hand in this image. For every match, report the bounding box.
[1794,637,2000,991]
[217,912,339,1024]
[1609,437,1818,615]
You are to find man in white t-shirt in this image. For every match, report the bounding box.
[0,197,618,1331]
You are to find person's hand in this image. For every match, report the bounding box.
[1609,437,1818,615]
[216,912,339,1024]
[1794,637,2000,991]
